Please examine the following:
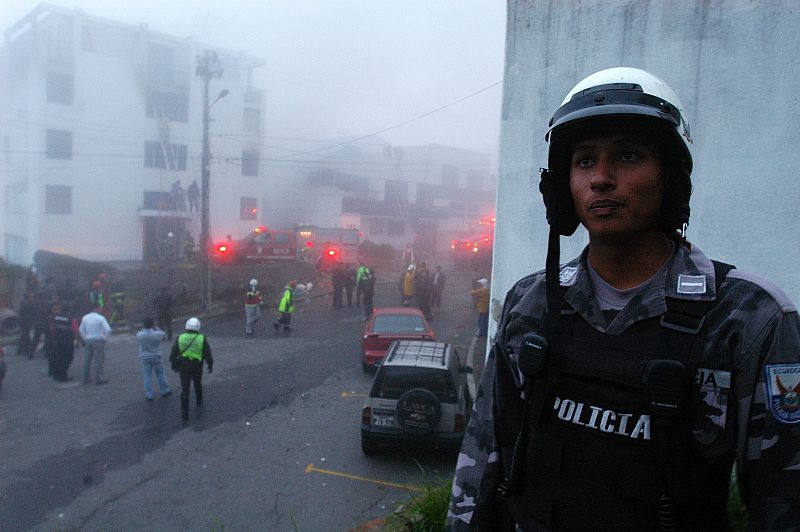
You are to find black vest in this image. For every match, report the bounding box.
[502,263,735,531]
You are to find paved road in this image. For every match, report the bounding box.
[0,270,484,531]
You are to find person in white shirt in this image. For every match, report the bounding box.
[78,305,112,385]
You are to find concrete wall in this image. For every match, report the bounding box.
[493,0,800,326]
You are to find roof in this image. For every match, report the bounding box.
[373,307,426,316]
[383,341,451,369]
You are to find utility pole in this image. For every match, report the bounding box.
[196,50,225,313]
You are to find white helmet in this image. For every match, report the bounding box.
[185,317,201,331]
[296,283,306,292]
[249,278,258,287]
[542,67,693,236]
[305,281,314,292]
[478,278,489,287]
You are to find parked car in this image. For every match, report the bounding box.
[362,307,435,372]
[360,340,472,455]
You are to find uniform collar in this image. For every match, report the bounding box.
[559,242,718,334]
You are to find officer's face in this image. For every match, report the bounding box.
[569,133,664,242]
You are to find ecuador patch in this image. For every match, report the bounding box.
[765,364,800,424]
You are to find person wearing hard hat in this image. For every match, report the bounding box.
[169,317,213,422]
[399,264,416,307]
[273,280,297,333]
[468,278,490,337]
[447,68,800,530]
[244,278,262,336]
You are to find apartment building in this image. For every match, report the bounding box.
[0,3,265,264]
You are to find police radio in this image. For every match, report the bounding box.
[517,332,550,382]
[498,332,550,498]
[641,359,688,532]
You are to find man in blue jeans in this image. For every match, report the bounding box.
[78,305,111,384]
[135,317,172,400]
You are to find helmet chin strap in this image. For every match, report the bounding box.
[537,225,564,426]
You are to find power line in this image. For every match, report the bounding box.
[270,80,503,160]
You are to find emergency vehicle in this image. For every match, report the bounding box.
[212,226,297,263]
[296,226,360,272]
[449,234,492,267]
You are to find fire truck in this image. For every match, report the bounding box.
[212,226,297,263]
[296,226,360,272]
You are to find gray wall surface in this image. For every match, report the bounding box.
[493,0,800,322]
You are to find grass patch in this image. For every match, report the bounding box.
[383,477,451,532]
[383,473,748,531]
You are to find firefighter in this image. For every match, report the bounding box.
[447,67,800,530]
[244,279,262,336]
[273,280,297,333]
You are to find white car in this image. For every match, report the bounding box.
[360,341,472,455]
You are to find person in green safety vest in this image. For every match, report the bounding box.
[272,280,297,333]
[169,317,213,422]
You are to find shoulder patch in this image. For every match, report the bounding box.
[765,364,800,424]
[727,270,797,313]
[677,274,707,294]
[559,266,578,285]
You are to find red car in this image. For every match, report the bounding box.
[362,307,435,371]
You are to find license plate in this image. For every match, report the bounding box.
[373,415,394,427]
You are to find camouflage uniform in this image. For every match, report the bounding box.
[447,242,800,531]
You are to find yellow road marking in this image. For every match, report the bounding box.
[341,391,367,398]
[305,463,424,492]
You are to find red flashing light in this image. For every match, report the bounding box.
[254,225,266,233]
[218,245,228,253]
[327,248,338,257]
[483,236,490,243]
[306,241,314,248]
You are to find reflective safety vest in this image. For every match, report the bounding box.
[178,332,204,361]
[278,287,294,313]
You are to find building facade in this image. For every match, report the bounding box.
[261,137,496,256]
[0,4,265,264]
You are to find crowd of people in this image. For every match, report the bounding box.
[397,261,451,321]
[330,262,377,320]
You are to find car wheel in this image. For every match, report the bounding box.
[361,434,378,456]
[397,388,441,436]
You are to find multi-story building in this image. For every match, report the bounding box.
[0,3,265,264]
[261,137,496,255]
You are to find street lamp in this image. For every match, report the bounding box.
[196,50,227,313]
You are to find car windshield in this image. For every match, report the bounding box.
[374,367,456,402]
[372,314,427,333]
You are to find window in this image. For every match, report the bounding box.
[146,90,188,122]
[144,141,186,170]
[387,219,405,236]
[240,197,257,220]
[45,185,71,215]
[243,108,260,133]
[46,129,72,160]
[46,71,73,105]
[242,149,259,176]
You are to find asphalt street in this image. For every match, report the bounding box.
[0,269,485,531]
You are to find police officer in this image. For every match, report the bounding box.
[170,317,213,422]
[447,67,800,530]
[244,279,262,336]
